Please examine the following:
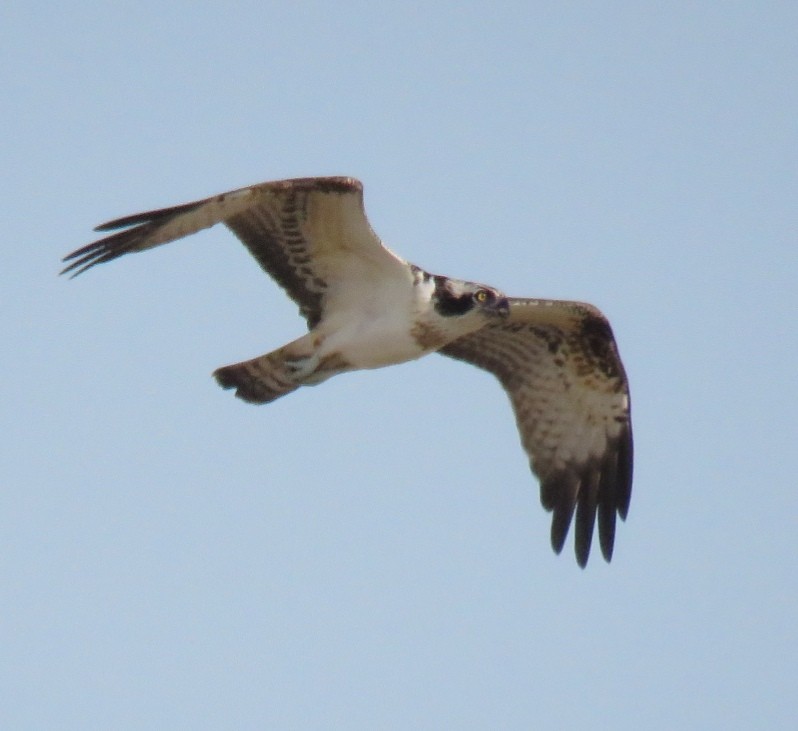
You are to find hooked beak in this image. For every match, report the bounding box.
[494,296,511,318]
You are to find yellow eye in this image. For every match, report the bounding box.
[475,289,488,303]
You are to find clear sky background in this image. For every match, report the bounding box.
[3,3,796,729]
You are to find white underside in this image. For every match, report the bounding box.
[318,314,427,368]
[314,271,436,369]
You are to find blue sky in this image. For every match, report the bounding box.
[3,3,797,729]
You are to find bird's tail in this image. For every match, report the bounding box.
[214,348,302,404]
[213,335,349,405]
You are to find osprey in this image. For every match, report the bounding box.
[62,176,633,567]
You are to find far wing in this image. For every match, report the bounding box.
[62,177,406,327]
[440,298,633,567]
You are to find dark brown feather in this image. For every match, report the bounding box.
[440,298,632,566]
[60,177,379,328]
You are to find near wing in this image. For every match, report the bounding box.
[440,298,633,567]
[61,176,405,327]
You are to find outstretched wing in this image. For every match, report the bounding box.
[440,298,632,567]
[61,177,406,327]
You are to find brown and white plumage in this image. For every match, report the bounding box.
[440,299,632,566]
[62,176,633,566]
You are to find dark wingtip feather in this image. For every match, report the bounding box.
[60,261,90,279]
[596,444,619,562]
[60,221,156,278]
[616,424,634,520]
[62,200,205,277]
[93,200,202,232]
[543,456,630,566]
[60,245,120,278]
[61,239,101,263]
[595,424,634,561]
[598,502,617,562]
[545,472,578,558]
[574,480,599,568]
[94,216,143,232]
[550,523,567,555]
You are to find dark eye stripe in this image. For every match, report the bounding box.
[434,291,475,317]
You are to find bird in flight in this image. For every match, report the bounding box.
[62,176,633,567]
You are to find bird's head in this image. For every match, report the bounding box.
[432,276,510,321]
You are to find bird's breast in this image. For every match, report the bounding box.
[316,277,437,370]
